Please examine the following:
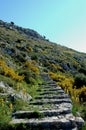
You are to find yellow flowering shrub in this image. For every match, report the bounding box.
[0,60,24,81]
[49,71,86,102]
[78,86,86,102]
[51,64,63,71]
[9,103,13,111]
[25,61,39,75]
[48,72,58,81]
[28,46,33,51]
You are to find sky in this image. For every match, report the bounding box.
[0,0,86,53]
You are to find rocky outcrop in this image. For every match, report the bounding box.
[0,20,44,40]
[10,74,84,130]
[0,81,32,102]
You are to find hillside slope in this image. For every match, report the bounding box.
[0,20,86,74]
[0,20,86,129]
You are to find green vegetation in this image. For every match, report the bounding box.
[72,102,86,130]
[74,73,86,88]
[0,20,86,129]
[0,98,12,130]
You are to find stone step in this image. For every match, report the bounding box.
[37,88,62,93]
[35,94,70,100]
[47,81,57,84]
[10,114,84,130]
[42,88,62,92]
[30,98,72,105]
[41,74,51,80]
[40,90,65,95]
[57,102,72,109]
[43,81,56,85]
[12,108,71,119]
[10,73,84,130]
[41,84,60,88]
[28,102,72,111]
[47,84,60,87]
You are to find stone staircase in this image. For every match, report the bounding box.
[10,74,84,130]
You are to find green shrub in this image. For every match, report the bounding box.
[0,99,11,130]
[74,73,86,88]
[79,67,86,75]
[0,75,16,88]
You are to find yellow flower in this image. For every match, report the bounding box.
[9,103,13,111]
[1,99,4,107]
[22,88,26,95]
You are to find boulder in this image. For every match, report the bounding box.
[0,81,32,102]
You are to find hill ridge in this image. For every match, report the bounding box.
[0,20,45,40]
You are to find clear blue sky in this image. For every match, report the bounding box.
[0,0,86,52]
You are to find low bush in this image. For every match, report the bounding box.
[74,73,86,88]
[0,98,12,130]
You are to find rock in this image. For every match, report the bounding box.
[8,90,32,103]
[14,90,32,102]
[0,81,14,94]
[0,81,6,88]
[0,81,32,102]
[75,117,84,128]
